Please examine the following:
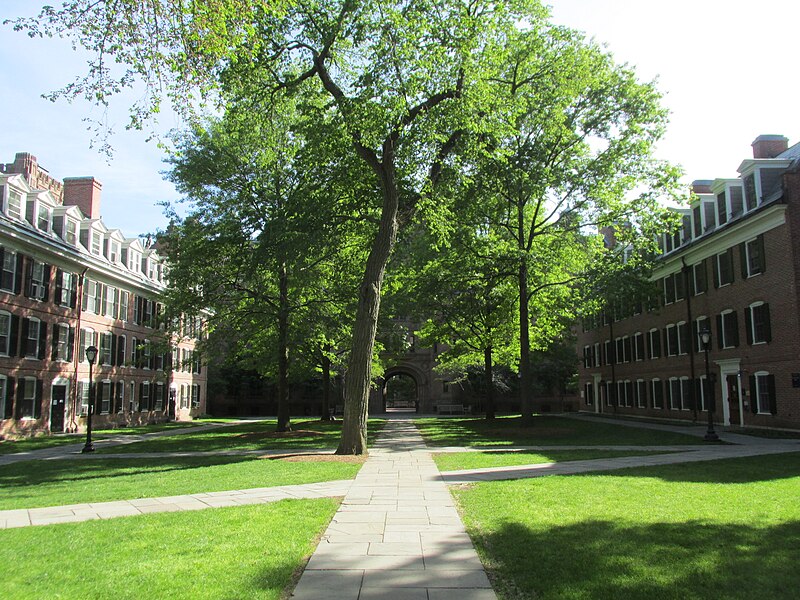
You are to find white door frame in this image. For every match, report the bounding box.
[715,359,742,426]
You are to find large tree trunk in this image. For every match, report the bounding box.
[519,254,533,425]
[276,260,291,432]
[484,344,495,420]
[337,173,400,455]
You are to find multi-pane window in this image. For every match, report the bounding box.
[109,241,121,263]
[0,312,10,356]
[583,346,592,369]
[664,275,675,304]
[140,382,151,411]
[143,340,152,370]
[37,204,50,231]
[744,236,765,277]
[105,286,118,318]
[716,192,728,226]
[651,379,664,409]
[28,261,48,300]
[100,332,113,365]
[58,270,77,308]
[666,324,678,356]
[744,174,757,211]
[91,231,102,256]
[116,335,127,366]
[615,338,623,364]
[7,189,23,219]
[648,329,661,359]
[677,321,689,356]
[729,186,744,217]
[154,383,164,411]
[0,375,7,419]
[747,303,771,345]
[681,378,692,411]
[1,250,17,292]
[100,381,112,414]
[79,380,90,415]
[54,323,72,362]
[119,291,129,322]
[83,279,98,313]
[191,384,200,408]
[622,336,632,363]
[25,318,42,359]
[128,251,140,272]
[65,219,78,245]
[752,373,775,415]
[695,316,709,353]
[80,328,98,362]
[19,377,39,418]
[718,310,739,349]
[633,333,645,361]
[693,262,707,295]
[669,378,681,410]
[636,380,647,408]
[716,249,734,287]
[115,382,124,413]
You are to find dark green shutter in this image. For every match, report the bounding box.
[42,265,50,302]
[745,307,753,345]
[51,324,59,360]
[767,374,777,415]
[19,318,29,357]
[3,377,14,419]
[749,375,758,414]
[79,329,86,362]
[68,327,75,362]
[34,379,43,419]
[111,335,117,366]
[716,314,723,350]
[739,242,748,279]
[731,311,739,347]
[13,253,23,294]
[763,304,772,342]
[727,248,735,283]
[23,258,33,298]
[54,268,63,305]
[8,315,19,356]
[38,322,47,360]
[758,235,766,273]
[15,379,23,418]
[712,256,719,288]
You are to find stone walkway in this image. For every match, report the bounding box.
[291,418,496,600]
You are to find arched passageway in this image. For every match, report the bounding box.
[383,372,418,412]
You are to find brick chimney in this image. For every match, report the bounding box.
[1,152,65,200]
[63,176,102,219]
[690,180,713,194]
[752,135,789,159]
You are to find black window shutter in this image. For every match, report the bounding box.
[68,327,75,362]
[97,382,104,413]
[15,379,23,418]
[38,322,47,360]
[42,265,51,302]
[731,311,740,347]
[70,276,78,308]
[712,256,720,288]
[745,307,753,345]
[763,304,772,342]
[149,384,155,411]
[727,248,735,283]
[79,329,86,362]
[23,258,33,298]
[111,335,117,366]
[117,335,125,366]
[54,268,63,305]
[9,315,19,356]
[749,375,758,414]
[34,379,43,419]
[19,318,29,357]
[51,324,59,360]
[3,376,13,419]
[13,253,24,294]
[716,314,723,350]
[139,382,145,407]
[739,242,748,279]
[758,234,766,273]
[767,374,777,415]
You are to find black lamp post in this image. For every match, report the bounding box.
[81,345,98,453]
[698,324,719,442]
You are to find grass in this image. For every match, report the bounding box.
[453,452,800,600]
[0,455,362,510]
[0,499,338,600]
[415,415,707,447]
[0,435,84,455]
[431,449,675,472]
[94,418,385,454]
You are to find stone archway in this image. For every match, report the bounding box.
[369,362,431,414]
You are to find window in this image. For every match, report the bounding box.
[692,205,702,237]
[0,375,7,419]
[695,316,709,353]
[79,328,98,362]
[140,382,151,411]
[1,249,17,292]
[615,338,623,365]
[57,270,77,308]
[131,337,138,366]
[746,303,771,345]
[105,286,118,318]
[100,332,113,365]
[703,201,716,232]
[744,174,757,210]
[716,192,728,226]
[7,188,23,219]
[693,262,707,295]
[669,378,681,410]
[117,335,127,367]
[0,311,10,356]
[37,204,51,231]
[128,251,140,272]
[19,377,40,419]
[648,329,661,359]
[666,324,678,356]
[154,383,164,411]
[677,321,689,356]
[180,384,188,409]
[91,230,102,256]
[715,249,734,287]
[143,340,152,370]
[617,381,627,407]
[729,186,743,217]
[115,382,124,413]
[651,379,664,409]
[100,380,112,414]
[27,261,49,300]
[583,346,592,369]
[53,323,73,362]
[751,372,775,415]
[109,241,121,263]
[680,377,692,411]
[664,275,675,304]
[119,291,129,322]
[65,219,78,245]
[593,343,601,367]
[636,380,647,408]
[743,236,765,277]
[698,376,708,412]
[79,380,90,416]
[24,318,42,359]
[718,310,739,349]
[191,384,200,408]
[83,279,98,313]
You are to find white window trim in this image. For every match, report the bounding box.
[26,317,41,359]
[651,378,663,410]
[753,371,772,415]
[0,310,11,357]
[720,309,735,349]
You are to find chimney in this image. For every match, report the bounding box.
[752,135,789,159]
[690,180,713,194]
[63,176,102,219]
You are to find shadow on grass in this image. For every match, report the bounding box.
[416,415,705,447]
[476,519,800,600]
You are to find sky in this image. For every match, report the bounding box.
[1,0,799,237]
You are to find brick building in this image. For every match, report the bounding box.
[1,152,206,436]
[577,135,800,431]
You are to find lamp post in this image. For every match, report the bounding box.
[698,324,719,442]
[81,345,98,453]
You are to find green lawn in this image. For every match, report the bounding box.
[453,452,800,600]
[0,499,338,600]
[0,455,362,510]
[0,435,84,455]
[416,415,706,447]
[95,418,385,453]
[432,449,675,472]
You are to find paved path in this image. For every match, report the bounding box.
[291,418,496,600]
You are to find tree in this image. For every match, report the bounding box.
[160,96,365,431]
[472,25,681,423]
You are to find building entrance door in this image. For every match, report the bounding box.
[50,385,67,432]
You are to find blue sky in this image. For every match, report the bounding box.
[2,1,799,237]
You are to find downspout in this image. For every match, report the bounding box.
[608,308,617,414]
[68,267,89,433]
[681,258,698,422]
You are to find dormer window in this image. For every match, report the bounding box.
[91,230,102,255]
[744,174,757,211]
[128,251,140,272]
[7,188,23,220]
[65,219,78,245]
[37,204,50,232]
[729,186,743,218]
[109,241,120,263]
[148,260,157,280]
